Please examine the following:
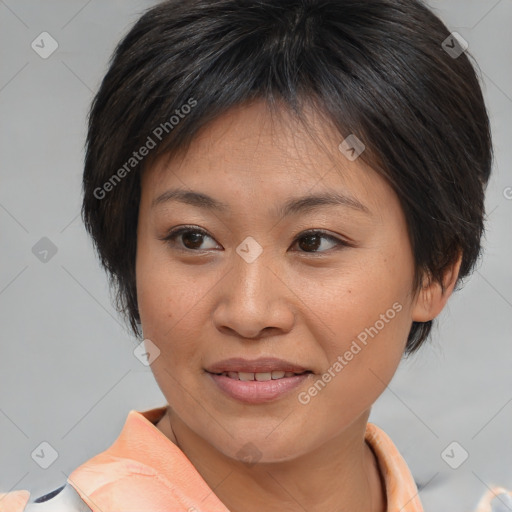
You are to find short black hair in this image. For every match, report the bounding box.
[81,0,493,356]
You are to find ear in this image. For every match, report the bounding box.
[411,252,463,322]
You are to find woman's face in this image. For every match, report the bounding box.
[136,100,426,462]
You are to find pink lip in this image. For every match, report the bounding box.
[206,357,309,374]
[207,372,311,404]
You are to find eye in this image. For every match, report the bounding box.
[160,226,220,252]
[160,226,351,254]
[290,229,350,254]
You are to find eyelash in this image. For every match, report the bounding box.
[160,225,352,255]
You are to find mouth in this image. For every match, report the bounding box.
[206,370,313,404]
[204,358,313,404]
[205,356,311,375]
[208,370,312,381]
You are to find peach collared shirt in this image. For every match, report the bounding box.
[1,406,509,511]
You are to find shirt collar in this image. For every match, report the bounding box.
[365,422,424,511]
[81,405,423,512]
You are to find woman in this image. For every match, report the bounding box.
[2,0,510,510]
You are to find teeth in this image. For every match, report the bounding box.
[255,372,272,381]
[218,370,306,380]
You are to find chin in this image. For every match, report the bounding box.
[218,435,312,465]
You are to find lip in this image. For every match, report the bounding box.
[207,372,312,404]
[206,357,309,374]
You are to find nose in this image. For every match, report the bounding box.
[212,247,295,340]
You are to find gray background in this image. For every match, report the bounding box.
[0,1,511,511]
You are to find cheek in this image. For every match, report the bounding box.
[135,243,219,365]
[136,257,174,331]
[297,281,408,427]
[296,256,410,342]
[136,232,188,327]
[292,247,413,388]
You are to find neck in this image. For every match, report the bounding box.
[156,409,387,512]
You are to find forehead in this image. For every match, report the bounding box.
[141,99,391,215]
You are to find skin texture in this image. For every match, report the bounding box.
[136,99,461,512]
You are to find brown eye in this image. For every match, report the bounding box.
[181,231,205,250]
[160,227,350,254]
[161,227,219,252]
[292,230,349,254]
[298,233,322,252]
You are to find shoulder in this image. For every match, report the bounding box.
[0,489,30,512]
[474,487,512,512]
[0,483,91,512]
[365,423,512,512]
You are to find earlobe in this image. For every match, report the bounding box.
[411,252,463,323]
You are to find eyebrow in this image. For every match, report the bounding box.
[151,188,371,217]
